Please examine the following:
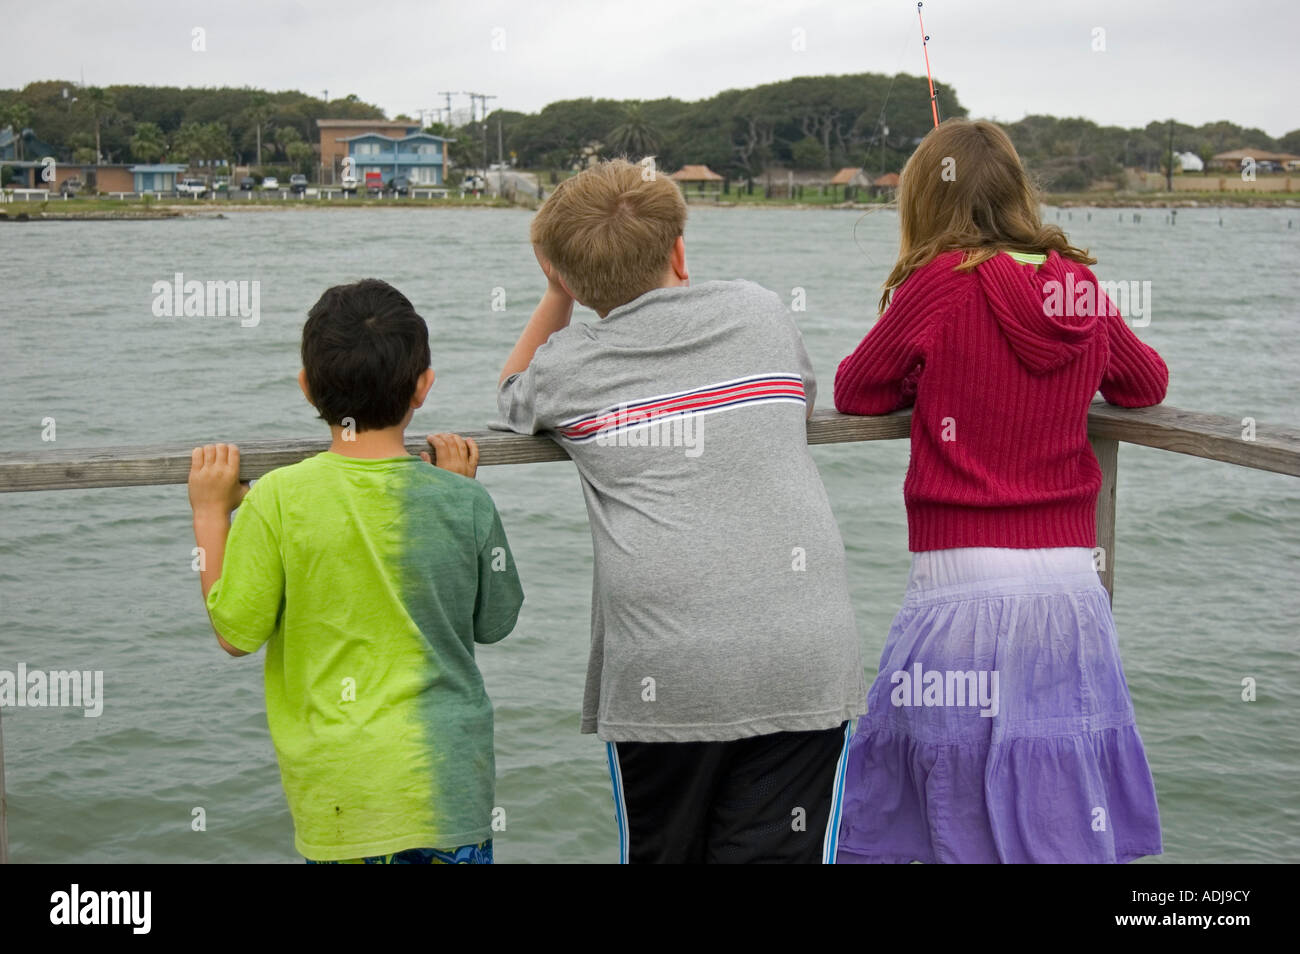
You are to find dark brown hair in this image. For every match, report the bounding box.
[301,279,430,430]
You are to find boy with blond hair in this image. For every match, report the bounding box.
[496,159,865,864]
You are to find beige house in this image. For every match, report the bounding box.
[1209,148,1300,172]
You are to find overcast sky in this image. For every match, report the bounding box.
[4,0,1296,137]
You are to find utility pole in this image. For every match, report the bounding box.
[1165,120,1175,192]
[461,92,495,188]
[438,91,456,125]
[481,94,497,182]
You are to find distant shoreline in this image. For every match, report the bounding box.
[2,192,1295,221]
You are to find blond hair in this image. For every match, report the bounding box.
[880,118,1095,312]
[530,158,687,315]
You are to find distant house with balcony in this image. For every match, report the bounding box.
[317,119,454,185]
[341,131,452,186]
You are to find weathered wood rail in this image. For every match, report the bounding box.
[1,401,1298,862]
[1,403,1297,493]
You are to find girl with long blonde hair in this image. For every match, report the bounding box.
[834,119,1168,863]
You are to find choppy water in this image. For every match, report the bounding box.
[0,205,1296,863]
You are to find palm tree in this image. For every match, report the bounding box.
[130,121,167,163]
[170,122,207,165]
[245,92,274,167]
[5,103,32,160]
[83,87,115,163]
[607,103,659,159]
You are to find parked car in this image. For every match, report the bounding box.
[177,178,208,197]
[460,175,486,192]
[289,174,308,194]
[341,174,358,194]
[364,171,383,195]
[239,176,256,191]
[386,176,411,196]
[261,176,280,191]
[213,177,230,192]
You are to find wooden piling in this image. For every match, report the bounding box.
[1091,437,1119,602]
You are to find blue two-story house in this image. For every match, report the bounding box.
[341,131,453,186]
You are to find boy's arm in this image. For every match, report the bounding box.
[189,445,250,656]
[792,326,817,420]
[473,498,524,645]
[189,444,281,658]
[498,250,575,385]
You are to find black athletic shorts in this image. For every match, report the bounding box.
[605,721,852,864]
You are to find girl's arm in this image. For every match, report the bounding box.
[834,269,954,415]
[1099,306,1169,407]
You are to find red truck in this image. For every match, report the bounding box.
[364,171,383,195]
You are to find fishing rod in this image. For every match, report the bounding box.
[917,2,940,127]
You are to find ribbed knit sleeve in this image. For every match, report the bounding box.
[1098,306,1169,408]
[834,258,962,415]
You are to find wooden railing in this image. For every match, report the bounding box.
[1,401,1297,862]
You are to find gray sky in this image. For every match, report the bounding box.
[4,0,1296,137]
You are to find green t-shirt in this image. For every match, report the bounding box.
[206,452,524,859]
[1004,249,1048,267]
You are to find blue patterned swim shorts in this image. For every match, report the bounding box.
[306,840,493,864]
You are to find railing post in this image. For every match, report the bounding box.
[1092,436,1118,603]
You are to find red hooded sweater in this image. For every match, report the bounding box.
[834,249,1168,551]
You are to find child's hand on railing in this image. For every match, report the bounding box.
[188,444,251,517]
[423,433,480,478]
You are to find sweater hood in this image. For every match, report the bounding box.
[975,250,1099,375]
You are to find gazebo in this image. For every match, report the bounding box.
[830,166,872,199]
[871,172,900,198]
[670,164,725,197]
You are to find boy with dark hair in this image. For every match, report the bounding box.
[497,159,865,864]
[189,278,523,864]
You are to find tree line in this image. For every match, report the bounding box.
[3,76,1297,190]
[0,81,383,171]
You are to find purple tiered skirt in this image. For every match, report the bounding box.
[837,547,1162,864]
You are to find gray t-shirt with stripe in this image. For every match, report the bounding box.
[496,279,866,742]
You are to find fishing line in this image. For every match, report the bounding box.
[917,1,940,127]
[852,5,919,265]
